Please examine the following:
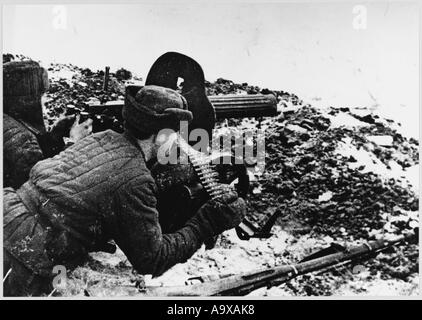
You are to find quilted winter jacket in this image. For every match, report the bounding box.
[6,130,213,277]
[3,114,44,189]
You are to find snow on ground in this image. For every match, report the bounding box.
[326,112,371,129]
[47,65,77,87]
[332,275,419,297]
[64,227,345,296]
[335,138,413,188]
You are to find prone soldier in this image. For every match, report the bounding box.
[3,85,247,296]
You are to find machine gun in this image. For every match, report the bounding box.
[64,101,125,133]
[145,52,281,241]
[66,92,278,133]
[66,51,278,135]
[138,230,417,296]
[63,52,282,241]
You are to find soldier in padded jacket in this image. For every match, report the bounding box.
[3,60,92,189]
[3,85,247,296]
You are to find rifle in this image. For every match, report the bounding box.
[138,230,416,296]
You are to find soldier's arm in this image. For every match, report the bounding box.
[38,116,93,157]
[3,115,44,188]
[111,178,216,277]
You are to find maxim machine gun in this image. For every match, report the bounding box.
[68,52,281,242]
[59,53,418,297]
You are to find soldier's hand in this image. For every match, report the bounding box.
[69,115,93,142]
[197,188,247,235]
[50,115,77,138]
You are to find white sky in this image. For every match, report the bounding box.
[2,2,420,137]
